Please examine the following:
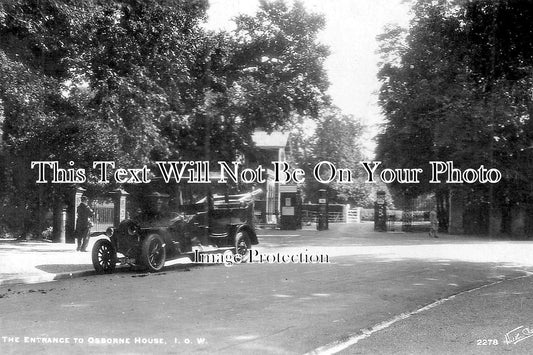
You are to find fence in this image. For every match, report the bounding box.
[300,204,361,224]
[301,210,345,224]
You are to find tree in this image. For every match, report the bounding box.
[0,0,332,236]
[75,0,330,163]
[169,0,331,163]
[289,108,378,206]
[0,0,205,235]
[0,0,115,236]
[376,0,533,234]
[77,0,210,164]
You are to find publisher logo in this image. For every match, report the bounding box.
[504,326,533,345]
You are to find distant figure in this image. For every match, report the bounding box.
[429,208,438,238]
[76,196,94,251]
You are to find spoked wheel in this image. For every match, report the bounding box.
[235,230,251,262]
[141,234,166,272]
[92,239,117,274]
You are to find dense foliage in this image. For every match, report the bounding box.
[289,108,386,207]
[377,0,533,233]
[0,0,330,236]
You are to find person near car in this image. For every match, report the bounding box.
[75,196,94,251]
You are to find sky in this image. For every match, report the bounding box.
[206,0,411,156]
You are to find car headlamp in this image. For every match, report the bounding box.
[127,223,139,236]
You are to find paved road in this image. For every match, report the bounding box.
[337,275,533,355]
[1,224,533,354]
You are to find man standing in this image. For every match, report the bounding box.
[429,208,438,238]
[76,196,94,251]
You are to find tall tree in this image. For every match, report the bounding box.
[0,0,119,235]
[0,0,332,236]
[377,0,533,233]
[290,108,374,205]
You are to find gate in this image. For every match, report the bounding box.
[92,199,114,233]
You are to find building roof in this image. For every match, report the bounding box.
[252,130,289,149]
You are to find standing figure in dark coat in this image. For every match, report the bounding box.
[429,208,438,238]
[76,196,94,251]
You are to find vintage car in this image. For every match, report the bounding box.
[91,189,261,273]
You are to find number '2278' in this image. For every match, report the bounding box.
[477,339,498,346]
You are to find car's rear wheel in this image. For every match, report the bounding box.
[141,234,166,272]
[235,230,251,262]
[92,239,117,274]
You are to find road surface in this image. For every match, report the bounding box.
[1,224,533,354]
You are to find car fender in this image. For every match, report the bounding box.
[140,227,170,244]
[235,224,258,245]
[87,232,111,251]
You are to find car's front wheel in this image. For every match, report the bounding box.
[141,234,166,272]
[92,239,117,274]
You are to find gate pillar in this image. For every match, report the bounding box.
[448,188,464,234]
[111,188,129,226]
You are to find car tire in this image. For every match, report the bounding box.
[92,239,117,274]
[235,230,251,262]
[141,234,166,272]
